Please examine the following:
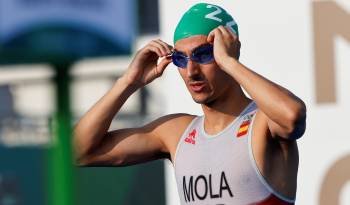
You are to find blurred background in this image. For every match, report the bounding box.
[0,0,349,205]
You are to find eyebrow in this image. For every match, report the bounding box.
[174,43,211,54]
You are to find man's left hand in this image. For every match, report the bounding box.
[207,25,240,70]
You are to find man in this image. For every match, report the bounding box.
[74,3,306,205]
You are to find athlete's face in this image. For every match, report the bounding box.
[174,35,234,105]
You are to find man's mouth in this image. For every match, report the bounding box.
[188,81,206,92]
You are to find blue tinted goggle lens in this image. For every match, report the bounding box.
[172,44,214,68]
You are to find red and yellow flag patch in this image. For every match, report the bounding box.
[236,114,254,138]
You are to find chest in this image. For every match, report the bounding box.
[173,123,272,204]
[174,125,256,185]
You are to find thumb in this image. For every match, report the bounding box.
[157,56,172,76]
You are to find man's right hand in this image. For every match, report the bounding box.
[73,39,173,162]
[122,39,173,88]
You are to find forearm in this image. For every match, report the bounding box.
[223,57,305,129]
[73,76,138,159]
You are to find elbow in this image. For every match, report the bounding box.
[75,153,125,167]
[284,101,307,140]
[75,154,93,167]
[287,101,306,124]
[110,158,125,166]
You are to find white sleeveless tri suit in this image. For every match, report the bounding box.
[173,102,295,205]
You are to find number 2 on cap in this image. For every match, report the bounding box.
[205,4,237,34]
[205,4,223,22]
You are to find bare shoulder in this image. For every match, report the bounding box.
[147,113,197,161]
[149,113,196,140]
[150,113,196,133]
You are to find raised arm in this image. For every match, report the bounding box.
[208,26,306,140]
[76,113,193,167]
[73,39,175,165]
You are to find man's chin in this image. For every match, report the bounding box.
[193,98,205,104]
[189,89,216,104]
[192,95,213,105]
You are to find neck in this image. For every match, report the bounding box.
[201,87,251,135]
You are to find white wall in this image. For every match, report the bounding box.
[160,0,350,204]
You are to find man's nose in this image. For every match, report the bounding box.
[186,60,200,78]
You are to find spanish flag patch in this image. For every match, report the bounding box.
[236,114,254,138]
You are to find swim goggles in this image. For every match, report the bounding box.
[171,44,214,68]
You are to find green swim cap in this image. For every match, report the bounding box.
[174,3,239,44]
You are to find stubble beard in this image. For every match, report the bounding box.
[191,90,216,105]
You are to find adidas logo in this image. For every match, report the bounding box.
[185,129,196,145]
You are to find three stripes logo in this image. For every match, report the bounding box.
[185,129,197,145]
[236,114,254,138]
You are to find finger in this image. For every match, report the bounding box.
[220,25,238,41]
[149,41,167,56]
[218,26,232,38]
[145,45,163,57]
[207,28,218,43]
[154,39,173,54]
[225,26,238,39]
[207,28,223,43]
[156,57,172,76]
[150,40,170,56]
